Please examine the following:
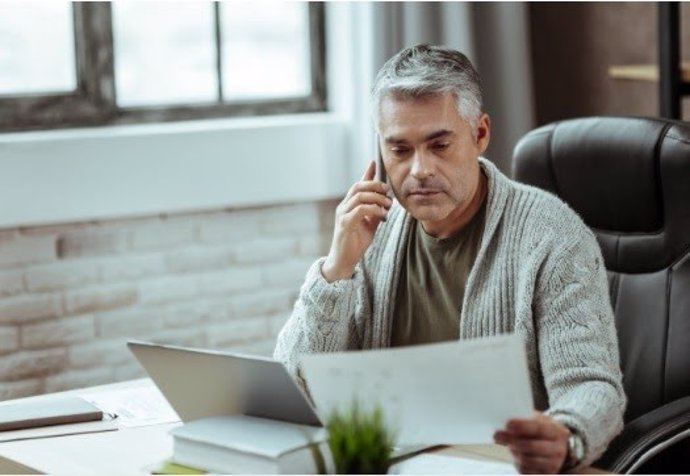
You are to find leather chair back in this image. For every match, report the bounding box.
[511,116,690,423]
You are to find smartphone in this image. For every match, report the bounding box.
[375,135,387,184]
[375,135,390,222]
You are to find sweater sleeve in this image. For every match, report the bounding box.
[273,256,368,385]
[536,229,627,467]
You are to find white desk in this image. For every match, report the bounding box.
[0,379,180,475]
[0,379,598,475]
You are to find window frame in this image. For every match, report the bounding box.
[0,1,327,132]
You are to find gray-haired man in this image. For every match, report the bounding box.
[274,44,626,473]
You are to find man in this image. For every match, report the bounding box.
[274,44,626,473]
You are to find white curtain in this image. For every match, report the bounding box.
[349,2,536,175]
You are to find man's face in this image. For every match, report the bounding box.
[378,93,490,230]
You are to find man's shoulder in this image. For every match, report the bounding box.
[501,176,595,246]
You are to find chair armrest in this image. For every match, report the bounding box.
[595,396,690,473]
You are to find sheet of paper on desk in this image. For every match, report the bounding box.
[301,334,534,446]
[78,385,179,427]
[389,453,517,474]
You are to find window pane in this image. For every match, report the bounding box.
[220,1,311,101]
[0,1,76,96]
[113,1,217,107]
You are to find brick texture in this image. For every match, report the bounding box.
[0,379,43,400]
[21,315,95,350]
[0,236,56,268]
[166,246,234,273]
[205,317,271,348]
[96,308,164,339]
[130,224,196,251]
[58,231,128,258]
[44,367,116,393]
[100,254,167,282]
[63,284,138,315]
[69,338,136,369]
[0,326,19,354]
[0,348,68,380]
[138,275,200,305]
[0,198,337,398]
[199,268,262,297]
[0,294,61,325]
[233,238,298,264]
[0,269,25,297]
[26,261,100,292]
[229,289,294,319]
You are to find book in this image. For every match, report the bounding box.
[0,396,103,432]
[170,415,332,474]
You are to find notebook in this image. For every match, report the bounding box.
[0,395,103,431]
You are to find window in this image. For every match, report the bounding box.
[0,1,326,132]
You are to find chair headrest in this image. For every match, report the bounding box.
[512,116,690,273]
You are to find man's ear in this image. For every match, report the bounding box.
[476,113,491,154]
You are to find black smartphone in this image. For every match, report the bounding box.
[375,136,390,222]
[375,135,387,184]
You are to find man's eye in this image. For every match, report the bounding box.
[432,143,450,151]
[391,147,411,155]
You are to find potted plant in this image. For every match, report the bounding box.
[326,402,395,474]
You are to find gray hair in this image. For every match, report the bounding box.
[371,44,483,135]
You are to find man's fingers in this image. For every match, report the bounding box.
[493,430,509,445]
[343,203,388,227]
[499,415,569,474]
[506,418,564,440]
[508,438,562,458]
[513,454,559,475]
[361,160,376,181]
[344,192,392,213]
[345,179,389,201]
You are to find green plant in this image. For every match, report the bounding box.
[326,402,395,474]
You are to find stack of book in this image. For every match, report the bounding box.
[169,415,333,474]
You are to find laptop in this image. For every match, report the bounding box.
[127,341,322,427]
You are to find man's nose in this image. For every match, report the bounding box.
[410,149,434,179]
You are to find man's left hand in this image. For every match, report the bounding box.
[493,412,570,474]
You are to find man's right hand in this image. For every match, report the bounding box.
[322,161,392,283]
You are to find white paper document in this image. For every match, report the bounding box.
[389,453,518,475]
[301,334,534,446]
[78,386,179,428]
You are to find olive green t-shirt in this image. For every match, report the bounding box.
[390,200,487,347]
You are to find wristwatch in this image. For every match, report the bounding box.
[563,430,585,471]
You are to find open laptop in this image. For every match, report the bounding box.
[127,341,322,427]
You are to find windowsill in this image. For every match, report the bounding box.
[0,111,340,142]
[0,111,351,229]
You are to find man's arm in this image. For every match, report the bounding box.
[495,227,626,473]
[274,161,391,384]
[273,257,366,381]
[536,229,626,466]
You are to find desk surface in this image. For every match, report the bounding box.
[0,379,603,475]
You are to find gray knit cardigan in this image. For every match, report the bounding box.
[274,158,626,465]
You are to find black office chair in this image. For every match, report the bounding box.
[511,116,690,474]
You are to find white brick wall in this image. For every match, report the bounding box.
[0,199,338,399]
[0,269,25,297]
[0,236,56,268]
[0,294,62,324]
[21,315,95,349]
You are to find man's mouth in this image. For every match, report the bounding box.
[409,189,442,197]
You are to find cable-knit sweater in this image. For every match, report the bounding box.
[274,158,626,466]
